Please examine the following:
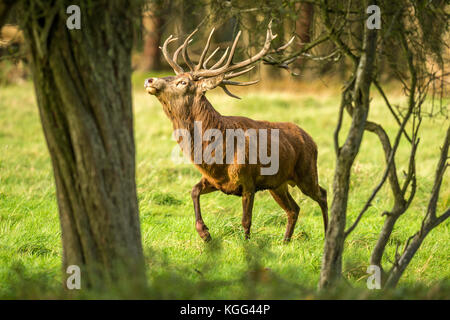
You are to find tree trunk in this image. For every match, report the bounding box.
[21,1,145,289]
[294,1,314,70]
[319,0,378,289]
[139,2,163,71]
[370,213,400,267]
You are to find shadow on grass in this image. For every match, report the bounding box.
[1,239,449,300]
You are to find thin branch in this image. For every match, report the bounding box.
[426,125,450,220]
[373,80,412,143]
[320,0,358,66]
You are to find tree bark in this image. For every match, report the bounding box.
[21,1,145,289]
[319,0,378,289]
[370,213,400,267]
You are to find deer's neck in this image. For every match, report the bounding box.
[162,95,223,132]
[161,95,226,167]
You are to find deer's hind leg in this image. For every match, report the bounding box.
[294,168,328,235]
[269,184,300,242]
[192,178,217,241]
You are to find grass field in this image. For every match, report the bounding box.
[0,73,448,299]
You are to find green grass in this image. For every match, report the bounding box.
[0,75,448,299]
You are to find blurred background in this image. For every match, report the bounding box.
[1,0,447,94]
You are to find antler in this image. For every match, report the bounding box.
[160,21,294,99]
[181,29,198,72]
[160,35,184,75]
[192,21,279,80]
[195,27,215,71]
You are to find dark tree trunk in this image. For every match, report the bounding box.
[20,1,145,289]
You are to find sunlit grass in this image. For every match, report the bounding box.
[0,75,448,299]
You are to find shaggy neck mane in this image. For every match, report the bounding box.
[159,94,226,166]
[160,94,223,132]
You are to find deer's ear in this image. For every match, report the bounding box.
[197,75,224,93]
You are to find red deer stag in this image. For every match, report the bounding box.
[145,23,328,242]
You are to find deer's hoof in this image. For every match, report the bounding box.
[196,222,211,242]
[198,230,211,242]
[202,233,212,242]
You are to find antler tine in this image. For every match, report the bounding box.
[203,47,220,69]
[223,30,242,69]
[210,30,241,73]
[222,80,260,86]
[218,81,259,99]
[193,21,279,78]
[218,79,260,100]
[173,39,192,67]
[224,65,255,80]
[193,29,241,78]
[274,36,295,53]
[210,47,229,70]
[182,29,198,72]
[224,24,277,73]
[195,27,215,71]
[161,35,184,74]
[219,84,241,99]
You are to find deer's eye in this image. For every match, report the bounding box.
[177,80,187,87]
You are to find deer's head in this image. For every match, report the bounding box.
[145,22,293,104]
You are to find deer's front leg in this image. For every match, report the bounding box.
[241,190,255,240]
[191,178,217,241]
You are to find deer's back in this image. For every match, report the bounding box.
[195,115,318,195]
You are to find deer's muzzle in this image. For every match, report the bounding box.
[144,78,160,95]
